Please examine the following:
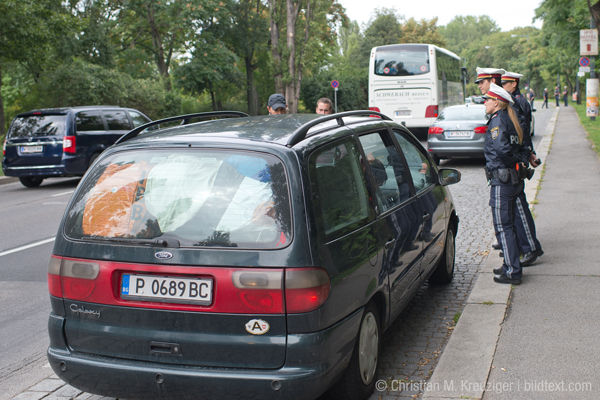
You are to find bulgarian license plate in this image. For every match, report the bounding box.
[446,131,471,138]
[394,110,411,116]
[20,146,43,153]
[121,274,213,305]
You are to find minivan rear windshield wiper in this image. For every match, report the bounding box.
[85,236,180,248]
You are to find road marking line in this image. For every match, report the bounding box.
[51,190,74,197]
[0,238,55,257]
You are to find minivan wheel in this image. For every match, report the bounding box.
[88,152,100,169]
[428,224,456,284]
[328,302,381,400]
[19,177,44,188]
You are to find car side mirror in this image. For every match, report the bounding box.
[438,168,461,186]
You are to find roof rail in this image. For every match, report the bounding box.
[286,110,392,147]
[115,111,249,145]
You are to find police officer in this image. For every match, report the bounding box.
[501,72,544,265]
[475,67,505,95]
[483,84,530,284]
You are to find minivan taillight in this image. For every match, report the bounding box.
[285,268,330,313]
[2,140,6,156]
[474,126,488,134]
[63,136,76,153]
[425,105,439,118]
[428,127,444,134]
[47,256,100,299]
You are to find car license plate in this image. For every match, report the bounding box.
[394,110,411,116]
[20,146,43,153]
[121,274,213,305]
[446,131,471,138]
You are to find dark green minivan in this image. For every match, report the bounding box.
[47,111,460,400]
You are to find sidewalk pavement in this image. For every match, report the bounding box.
[423,104,600,399]
[0,176,18,186]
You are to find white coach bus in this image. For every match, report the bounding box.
[368,44,467,132]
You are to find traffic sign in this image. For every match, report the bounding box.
[580,29,598,56]
[331,80,339,89]
[580,57,590,67]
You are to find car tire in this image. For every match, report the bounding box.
[19,177,44,188]
[432,156,441,165]
[428,223,456,284]
[328,302,381,400]
[88,152,101,169]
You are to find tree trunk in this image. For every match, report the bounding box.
[269,0,284,94]
[0,63,5,138]
[245,54,259,115]
[294,0,312,111]
[285,0,299,113]
[210,90,217,111]
[146,4,172,91]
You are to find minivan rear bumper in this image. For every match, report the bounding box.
[2,164,67,177]
[3,156,85,177]
[47,307,363,400]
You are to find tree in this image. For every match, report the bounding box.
[439,15,501,56]
[401,17,446,47]
[226,0,270,115]
[173,38,240,111]
[115,0,230,91]
[268,0,346,113]
[0,0,70,136]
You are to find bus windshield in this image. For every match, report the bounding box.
[374,45,430,77]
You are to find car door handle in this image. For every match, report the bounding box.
[385,238,396,249]
[422,212,431,222]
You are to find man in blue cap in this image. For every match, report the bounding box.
[267,94,287,115]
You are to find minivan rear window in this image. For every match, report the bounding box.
[8,115,66,138]
[64,149,292,249]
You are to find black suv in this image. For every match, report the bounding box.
[47,111,460,400]
[2,106,151,187]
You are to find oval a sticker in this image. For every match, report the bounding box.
[245,319,270,335]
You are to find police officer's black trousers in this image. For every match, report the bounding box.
[514,186,541,254]
[490,183,523,279]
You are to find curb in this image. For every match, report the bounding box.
[422,106,559,400]
[0,176,18,186]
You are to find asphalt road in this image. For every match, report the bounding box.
[0,177,80,400]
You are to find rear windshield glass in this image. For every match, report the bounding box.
[437,107,488,121]
[374,45,430,77]
[64,149,292,249]
[8,115,66,138]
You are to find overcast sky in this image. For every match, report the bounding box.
[338,0,544,32]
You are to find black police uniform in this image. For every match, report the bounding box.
[485,109,528,280]
[511,90,543,257]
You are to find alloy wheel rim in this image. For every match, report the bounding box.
[358,312,379,385]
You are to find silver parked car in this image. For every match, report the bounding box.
[427,104,488,164]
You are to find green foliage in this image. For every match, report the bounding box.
[10,59,182,120]
[573,102,600,157]
[300,67,368,112]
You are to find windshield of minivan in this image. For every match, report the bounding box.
[64,149,292,249]
[8,115,66,138]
